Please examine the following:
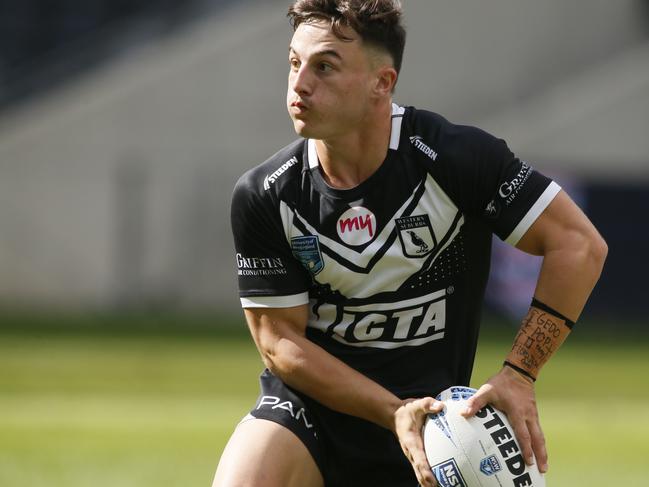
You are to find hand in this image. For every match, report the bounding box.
[393,397,444,487]
[461,367,548,473]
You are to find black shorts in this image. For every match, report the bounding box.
[248,369,418,487]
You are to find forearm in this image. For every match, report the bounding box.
[262,329,402,431]
[507,226,607,379]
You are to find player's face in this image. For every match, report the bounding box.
[287,21,379,139]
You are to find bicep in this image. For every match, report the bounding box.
[515,190,601,256]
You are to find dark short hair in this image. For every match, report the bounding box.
[288,0,406,75]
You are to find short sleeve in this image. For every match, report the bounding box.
[230,171,311,308]
[435,127,560,245]
[478,137,561,244]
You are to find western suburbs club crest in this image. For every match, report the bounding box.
[395,214,436,258]
[291,235,324,275]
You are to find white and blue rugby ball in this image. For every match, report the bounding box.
[423,386,545,487]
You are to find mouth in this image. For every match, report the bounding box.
[290,100,309,111]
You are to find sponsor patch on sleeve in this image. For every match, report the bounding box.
[236,254,287,277]
[498,161,533,206]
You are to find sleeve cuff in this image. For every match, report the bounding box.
[505,181,562,246]
[240,292,310,308]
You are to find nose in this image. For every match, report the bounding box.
[290,64,313,97]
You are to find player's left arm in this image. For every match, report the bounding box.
[462,189,608,473]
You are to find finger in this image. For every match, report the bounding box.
[411,397,444,416]
[416,457,437,487]
[402,435,436,487]
[461,386,491,417]
[428,398,444,414]
[402,409,438,487]
[410,438,437,487]
[528,418,548,472]
[509,417,534,466]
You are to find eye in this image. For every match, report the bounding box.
[289,58,301,70]
[318,62,333,73]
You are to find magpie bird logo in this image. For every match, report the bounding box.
[407,230,429,253]
[395,215,436,258]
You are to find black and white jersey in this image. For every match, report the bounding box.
[231,104,560,398]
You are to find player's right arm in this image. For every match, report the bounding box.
[232,160,441,486]
[243,303,442,487]
[244,303,401,428]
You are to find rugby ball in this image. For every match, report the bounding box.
[423,386,545,487]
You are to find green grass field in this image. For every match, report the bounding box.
[0,313,647,486]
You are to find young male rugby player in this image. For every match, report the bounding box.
[214,1,607,486]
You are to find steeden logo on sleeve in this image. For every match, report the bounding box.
[410,135,439,161]
[263,156,299,191]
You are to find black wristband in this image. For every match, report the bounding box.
[503,361,537,382]
[530,297,575,329]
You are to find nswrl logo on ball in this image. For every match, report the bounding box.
[431,459,467,487]
[480,455,502,476]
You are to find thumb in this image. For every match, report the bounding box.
[461,390,489,418]
[418,396,444,414]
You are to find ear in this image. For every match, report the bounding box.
[372,66,398,97]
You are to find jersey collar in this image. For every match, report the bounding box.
[307,103,406,169]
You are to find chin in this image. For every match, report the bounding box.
[292,120,317,138]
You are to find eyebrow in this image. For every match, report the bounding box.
[289,46,343,61]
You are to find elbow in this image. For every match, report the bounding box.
[589,232,608,277]
[571,228,607,280]
[258,340,281,375]
[259,346,276,374]
[559,225,608,281]
[258,336,304,379]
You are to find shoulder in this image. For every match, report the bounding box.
[400,106,522,216]
[406,106,507,160]
[233,138,305,205]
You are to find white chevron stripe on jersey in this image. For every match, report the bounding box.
[285,174,461,265]
[280,175,465,299]
[284,180,420,264]
[345,288,445,312]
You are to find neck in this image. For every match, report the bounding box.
[315,100,393,189]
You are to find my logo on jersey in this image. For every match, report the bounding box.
[290,235,324,275]
[395,215,437,258]
[337,207,376,246]
[410,135,438,161]
[432,459,467,487]
[263,156,299,191]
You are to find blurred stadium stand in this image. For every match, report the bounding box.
[0,0,243,109]
[0,0,647,318]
